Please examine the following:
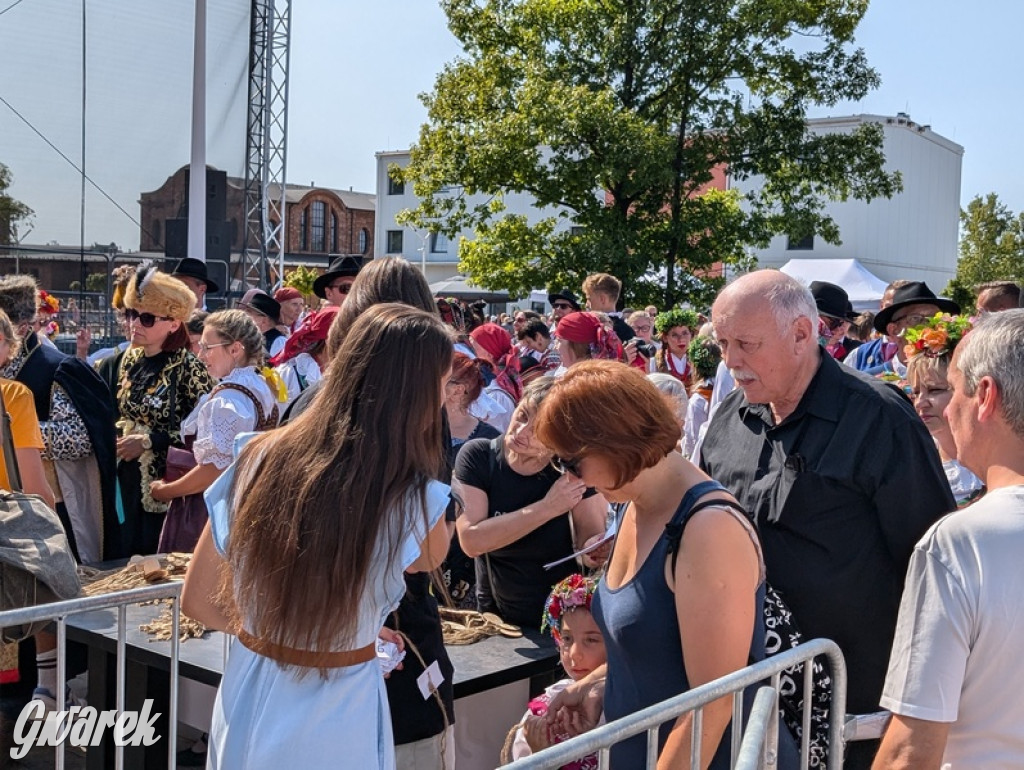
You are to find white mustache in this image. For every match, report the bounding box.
[730,369,758,382]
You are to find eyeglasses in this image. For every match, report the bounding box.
[125,308,173,328]
[631,324,652,332]
[551,456,582,477]
[327,282,353,295]
[893,313,930,329]
[197,341,231,355]
[552,302,574,310]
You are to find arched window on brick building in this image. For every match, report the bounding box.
[311,201,326,252]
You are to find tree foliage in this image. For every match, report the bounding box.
[0,162,33,246]
[945,193,1024,307]
[400,0,902,308]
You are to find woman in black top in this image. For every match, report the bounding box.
[454,377,607,627]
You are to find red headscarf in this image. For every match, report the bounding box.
[469,323,512,363]
[273,287,303,303]
[556,312,624,361]
[269,305,339,366]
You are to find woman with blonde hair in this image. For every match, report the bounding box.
[151,309,280,552]
[183,303,453,769]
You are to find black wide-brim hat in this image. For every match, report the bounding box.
[238,289,281,323]
[169,257,218,293]
[313,255,369,299]
[547,289,581,311]
[873,281,960,333]
[809,280,858,322]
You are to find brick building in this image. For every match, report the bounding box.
[139,165,375,261]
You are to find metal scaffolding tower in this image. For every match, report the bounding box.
[238,0,291,293]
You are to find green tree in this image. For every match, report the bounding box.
[0,162,33,246]
[85,273,108,293]
[400,0,902,308]
[945,193,1024,307]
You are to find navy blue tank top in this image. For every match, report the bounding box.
[593,480,790,769]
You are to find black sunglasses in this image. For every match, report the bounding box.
[552,302,574,310]
[551,456,582,477]
[125,308,173,328]
[822,315,847,332]
[328,282,353,295]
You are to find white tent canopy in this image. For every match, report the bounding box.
[779,258,889,311]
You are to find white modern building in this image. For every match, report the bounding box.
[734,113,964,288]
[374,150,579,284]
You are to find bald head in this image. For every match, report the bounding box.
[712,270,821,421]
[714,271,819,333]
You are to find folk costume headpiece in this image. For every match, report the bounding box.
[541,574,598,644]
[124,263,196,322]
[110,265,137,311]
[556,311,623,361]
[904,314,973,361]
[269,305,339,366]
[37,291,60,316]
[655,308,699,335]
[470,323,513,362]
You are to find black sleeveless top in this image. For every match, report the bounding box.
[594,480,797,768]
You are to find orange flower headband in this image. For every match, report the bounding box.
[38,290,60,315]
[903,313,972,360]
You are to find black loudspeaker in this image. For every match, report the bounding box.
[206,220,231,262]
[164,218,230,262]
[165,218,188,258]
[182,168,227,222]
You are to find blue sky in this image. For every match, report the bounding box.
[288,0,1024,215]
[1,0,1019,247]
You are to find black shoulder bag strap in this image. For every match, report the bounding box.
[0,385,23,491]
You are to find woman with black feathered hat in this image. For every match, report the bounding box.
[114,264,213,555]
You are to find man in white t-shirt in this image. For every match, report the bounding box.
[874,309,1024,769]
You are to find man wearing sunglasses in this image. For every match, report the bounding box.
[312,255,368,308]
[809,281,860,360]
[546,289,581,334]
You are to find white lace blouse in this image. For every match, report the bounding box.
[180,367,277,469]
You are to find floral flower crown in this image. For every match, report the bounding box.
[541,574,598,643]
[903,313,973,360]
[38,290,60,315]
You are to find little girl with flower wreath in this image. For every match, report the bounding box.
[509,574,606,768]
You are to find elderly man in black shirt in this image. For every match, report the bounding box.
[699,270,953,769]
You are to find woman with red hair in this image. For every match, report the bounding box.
[554,312,623,372]
[536,361,796,770]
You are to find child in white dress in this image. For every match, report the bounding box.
[510,574,606,769]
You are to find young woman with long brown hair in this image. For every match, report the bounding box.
[182,302,453,769]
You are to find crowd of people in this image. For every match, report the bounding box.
[3,257,1023,770]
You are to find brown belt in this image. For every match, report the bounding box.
[236,629,376,668]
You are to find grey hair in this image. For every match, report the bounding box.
[0,274,40,326]
[518,374,556,413]
[204,309,265,367]
[647,373,688,425]
[955,309,1024,437]
[764,275,819,333]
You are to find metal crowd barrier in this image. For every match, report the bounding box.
[0,582,184,770]
[501,638,847,770]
